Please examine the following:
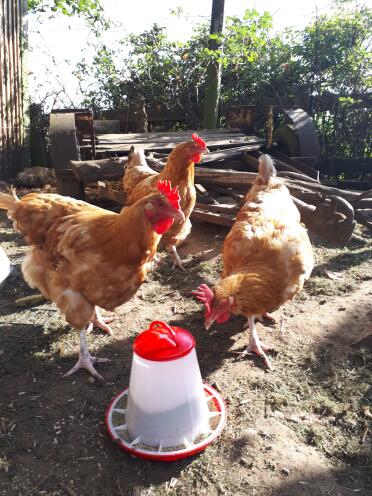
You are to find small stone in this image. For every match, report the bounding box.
[319,299,327,305]
[338,306,346,311]
[87,377,95,384]
[239,457,253,468]
[282,467,290,475]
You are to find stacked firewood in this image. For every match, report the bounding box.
[71,149,372,247]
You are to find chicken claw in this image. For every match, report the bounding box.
[254,313,278,324]
[87,307,115,335]
[245,316,274,371]
[169,245,186,271]
[262,312,278,324]
[63,329,110,380]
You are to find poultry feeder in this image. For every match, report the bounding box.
[105,321,226,461]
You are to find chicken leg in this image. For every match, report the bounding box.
[245,316,273,371]
[63,329,110,380]
[87,307,115,335]
[168,245,186,271]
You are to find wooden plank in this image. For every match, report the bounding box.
[243,151,319,181]
[195,202,239,214]
[201,144,263,164]
[270,150,319,180]
[94,137,263,154]
[94,133,265,145]
[195,184,219,205]
[195,168,257,189]
[191,208,234,227]
[94,128,251,141]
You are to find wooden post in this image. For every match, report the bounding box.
[202,0,225,129]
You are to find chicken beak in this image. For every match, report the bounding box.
[203,147,210,155]
[171,208,185,223]
[204,316,216,331]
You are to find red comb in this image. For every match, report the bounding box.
[157,180,180,210]
[192,133,206,149]
[192,283,214,318]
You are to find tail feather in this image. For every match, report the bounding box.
[257,154,276,185]
[0,192,18,211]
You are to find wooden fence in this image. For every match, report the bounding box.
[0,0,28,180]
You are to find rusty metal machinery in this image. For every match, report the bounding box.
[273,108,321,166]
[49,109,96,200]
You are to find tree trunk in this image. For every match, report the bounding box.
[202,0,225,129]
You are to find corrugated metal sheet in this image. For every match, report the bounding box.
[0,0,28,180]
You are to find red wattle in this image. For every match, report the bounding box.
[216,312,230,324]
[191,153,202,164]
[153,218,174,234]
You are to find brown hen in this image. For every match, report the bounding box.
[123,134,208,269]
[193,155,314,370]
[0,182,184,379]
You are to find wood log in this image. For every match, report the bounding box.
[195,167,360,203]
[195,201,239,214]
[277,171,319,183]
[201,144,263,164]
[351,189,372,207]
[72,158,360,206]
[195,184,219,205]
[94,178,355,244]
[71,157,126,185]
[243,150,319,180]
[270,150,320,180]
[191,208,234,227]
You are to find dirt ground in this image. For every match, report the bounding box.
[0,193,371,496]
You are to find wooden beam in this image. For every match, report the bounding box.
[195,201,239,214]
[71,157,126,185]
[191,208,233,227]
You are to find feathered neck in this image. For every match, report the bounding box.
[99,200,160,265]
[159,150,195,185]
[214,272,278,316]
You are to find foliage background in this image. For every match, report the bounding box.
[29,1,371,159]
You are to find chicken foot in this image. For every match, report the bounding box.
[87,307,115,335]
[255,312,278,324]
[244,316,273,371]
[168,245,186,271]
[63,329,110,380]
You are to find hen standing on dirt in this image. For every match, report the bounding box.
[0,182,184,379]
[123,134,208,269]
[194,155,314,370]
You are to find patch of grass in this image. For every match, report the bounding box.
[275,345,371,466]
[305,277,356,296]
[306,227,372,297]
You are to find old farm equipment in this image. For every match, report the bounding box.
[49,108,365,246]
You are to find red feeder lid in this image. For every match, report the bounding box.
[133,321,195,362]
